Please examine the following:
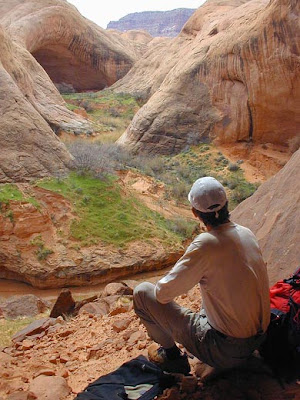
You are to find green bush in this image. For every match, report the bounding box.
[30,235,54,261]
[228,163,240,172]
[166,217,197,238]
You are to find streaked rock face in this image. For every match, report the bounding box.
[1,0,136,92]
[114,0,300,154]
[232,149,300,285]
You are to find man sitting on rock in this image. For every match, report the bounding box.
[133,177,270,376]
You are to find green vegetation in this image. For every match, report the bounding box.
[68,141,259,212]
[62,90,141,143]
[61,90,258,210]
[0,184,40,222]
[37,173,195,247]
[30,235,54,261]
[0,184,24,203]
[119,143,259,210]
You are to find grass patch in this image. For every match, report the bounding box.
[0,316,39,348]
[62,90,141,143]
[37,173,192,247]
[0,184,40,216]
[30,235,54,261]
[0,184,24,203]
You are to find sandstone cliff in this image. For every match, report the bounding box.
[232,148,300,285]
[107,8,196,38]
[114,0,300,154]
[0,0,143,182]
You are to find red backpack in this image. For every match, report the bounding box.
[260,267,300,382]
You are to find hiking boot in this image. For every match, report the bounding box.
[148,344,191,375]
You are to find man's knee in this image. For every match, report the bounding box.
[133,282,155,305]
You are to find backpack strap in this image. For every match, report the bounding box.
[283,266,300,289]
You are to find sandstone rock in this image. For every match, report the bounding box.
[0,295,49,319]
[127,330,146,345]
[107,9,196,38]
[12,318,56,343]
[21,340,34,350]
[109,296,133,316]
[115,0,300,153]
[50,289,75,318]
[78,300,109,316]
[121,280,139,291]
[232,149,300,285]
[6,393,30,400]
[112,318,131,333]
[102,282,133,297]
[73,295,98,315]
[58,329,74,338]
[33,369,56,378]
[87,344,105,360]
[29,375,71,400]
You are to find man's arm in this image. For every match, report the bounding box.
[155,239,207,304]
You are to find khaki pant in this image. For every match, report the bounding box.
[133,282,265,369]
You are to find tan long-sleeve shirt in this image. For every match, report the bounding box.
[155,222,270,338]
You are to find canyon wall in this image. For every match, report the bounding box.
[114,0,300,154]
[0,0,144,182]
[232,148,300,285]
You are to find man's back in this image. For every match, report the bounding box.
[156,222,270,338]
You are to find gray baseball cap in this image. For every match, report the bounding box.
[188,177,227,213]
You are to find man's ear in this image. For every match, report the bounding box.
[192,207,199,219]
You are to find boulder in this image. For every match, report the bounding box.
[78,295,133,317]
[50,289,75,318]
[29,376,71,400]
[114,0,300,153]
[112,318,131,333]
[78,301,109,317]
[232,149,300,285]
[0,295,49,319]
[102,282,133,297]
[12,318,56,343]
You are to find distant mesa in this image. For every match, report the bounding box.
[107,9,196,38]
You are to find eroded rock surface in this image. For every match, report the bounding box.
[0,185,184,289]
[114,0,300,154]
[232,149,300,285]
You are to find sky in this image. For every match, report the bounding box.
[67,0,206,29]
